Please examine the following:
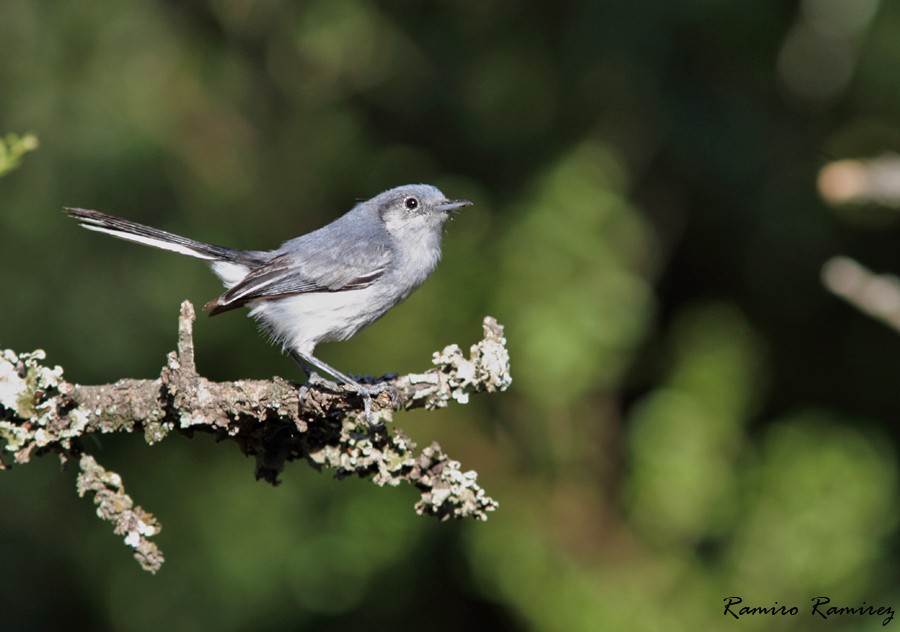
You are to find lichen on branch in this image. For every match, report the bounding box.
[0,301,511,572]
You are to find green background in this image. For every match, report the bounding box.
[2,1,899,630]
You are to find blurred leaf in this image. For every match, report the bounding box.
[0,132,38,177]
[497,141,656,409]
[627,303,765,543]
[726,414,897,592]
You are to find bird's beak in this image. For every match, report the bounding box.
[435,199,473,213]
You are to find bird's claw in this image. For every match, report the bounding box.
[304,372,396,427]
[357,382,397,427]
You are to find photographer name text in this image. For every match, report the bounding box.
[724,596,894,626]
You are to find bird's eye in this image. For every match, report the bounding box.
[404,197,419,210]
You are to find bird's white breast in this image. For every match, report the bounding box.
[248,285,396,355]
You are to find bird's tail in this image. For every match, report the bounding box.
[65,208,243,262]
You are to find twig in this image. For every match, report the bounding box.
[822,256,900,334]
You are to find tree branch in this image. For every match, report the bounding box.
[0,301,512,573]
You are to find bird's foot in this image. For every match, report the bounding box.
[307,371,342,392]
[305,372,396,426]
[355,381,397,427]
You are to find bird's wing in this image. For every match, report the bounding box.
[204,241,391,316]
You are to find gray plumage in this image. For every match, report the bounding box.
[66,184,471,399]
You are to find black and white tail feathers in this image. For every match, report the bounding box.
[65,208,244,262]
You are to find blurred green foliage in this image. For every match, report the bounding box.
[2,1,900,630]
[0,132,38,177]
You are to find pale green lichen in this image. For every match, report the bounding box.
[76,454,164,573]
[0,349,67,458]
[414,316,512,410]
[413,445,498,521]
[143,420,174,445]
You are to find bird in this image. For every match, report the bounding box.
[66,184,471,419]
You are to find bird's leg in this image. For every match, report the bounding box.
[289,350,361,389]
[289,351,339,390]
[289,350,393,424]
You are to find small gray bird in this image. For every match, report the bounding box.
[66,184,471,416]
